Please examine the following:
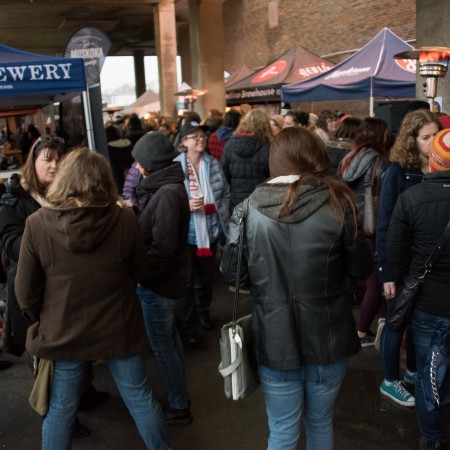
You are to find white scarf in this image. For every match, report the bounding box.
[187,156,216,257]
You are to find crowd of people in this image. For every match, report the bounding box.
[0,103,449,450]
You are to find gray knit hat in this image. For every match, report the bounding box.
[131,131,175,171]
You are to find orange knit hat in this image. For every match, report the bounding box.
[430,129,450,172]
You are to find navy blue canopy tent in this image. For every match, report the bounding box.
[0,44,86,110]
[281,28,416,113]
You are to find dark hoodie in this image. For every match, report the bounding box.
[136,162,190,299]
[15,204,149,361]
[221,134,270,210]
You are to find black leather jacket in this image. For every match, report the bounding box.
[224,179,372,368]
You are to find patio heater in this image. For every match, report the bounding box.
[395,47,450,112]
[174,87,208,111]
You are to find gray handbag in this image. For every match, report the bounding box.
[218,199,259,400]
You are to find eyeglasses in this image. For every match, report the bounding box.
[326,118,339,124]
[185,134,206,142]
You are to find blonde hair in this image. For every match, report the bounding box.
[46,147,118,207]
[235,108,273,142]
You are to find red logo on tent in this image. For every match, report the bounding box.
[251,60,288,84]
[395,59,416,73]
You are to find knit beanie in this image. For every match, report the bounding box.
[430,129,450,172]
[131,131,175,171]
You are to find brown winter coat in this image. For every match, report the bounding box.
[15,204,149,360]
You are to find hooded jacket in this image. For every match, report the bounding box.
[387,170,450,317]
[221,134,270,210]
[225,179,372,368]
[136,162,190,298]
[15,204,149,360]
[339,148,389,228]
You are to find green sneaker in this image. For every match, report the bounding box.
[403,369,417,385]
[380,380,415,407]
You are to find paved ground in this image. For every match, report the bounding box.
[0,267,448,450]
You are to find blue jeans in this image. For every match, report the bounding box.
[411,309,450,446]
[380,324,416,381]
[42,355,170,450]
[258,359,349,450]
[137,286,189,410]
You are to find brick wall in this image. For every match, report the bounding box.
[222,0,416,117]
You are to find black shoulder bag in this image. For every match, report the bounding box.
[386,219,450,332]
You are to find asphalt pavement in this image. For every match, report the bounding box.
[0,266,448,450]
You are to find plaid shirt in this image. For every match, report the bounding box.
[208,132,227,160]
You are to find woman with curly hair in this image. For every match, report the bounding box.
[221,108,272,210]
[376,109,441,408]
[314,109,340,146]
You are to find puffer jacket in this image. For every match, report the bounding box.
[224,179,373,368]
[174,151,230,238]
[339,148,389,228]
[387,170,450,318]
[221,134,270,210]
[136,162,190,299]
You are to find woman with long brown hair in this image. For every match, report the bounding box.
[338,117,390,347]
[377,109,441,408]
[224,127,372,450]
[15,148,170,450]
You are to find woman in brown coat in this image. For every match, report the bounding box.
[16,148,170,450]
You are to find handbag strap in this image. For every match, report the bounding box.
[421,219,450,279]
[231,198,250,327]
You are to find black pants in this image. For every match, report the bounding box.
[175,243,217,340]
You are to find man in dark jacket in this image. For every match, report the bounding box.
[132,131,192,426]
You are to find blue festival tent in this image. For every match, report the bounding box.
[0,44,86,109]
[281,28,416,110]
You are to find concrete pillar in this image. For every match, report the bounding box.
[188,0,226,117]
[133,49,146,98]
[416,0,450,114]
[154,0,178,117]
[178,23,192,86]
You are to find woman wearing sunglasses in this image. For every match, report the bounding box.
[0,136,96,438]
[0,136,64,357]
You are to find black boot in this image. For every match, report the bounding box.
[0,360,12,371]
[79,385,110,411]
[72,418,90,439]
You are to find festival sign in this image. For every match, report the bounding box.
[0,43,86,108]
[226,45,334,105]
[65,27,111,87]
